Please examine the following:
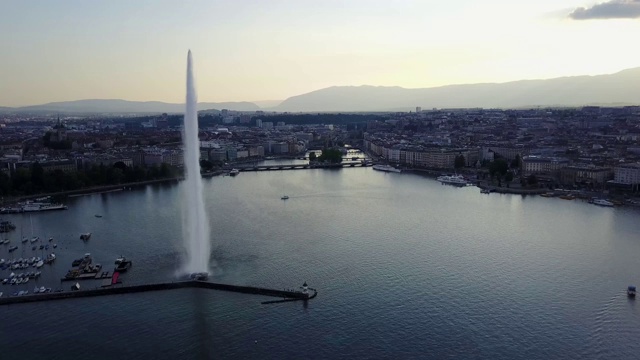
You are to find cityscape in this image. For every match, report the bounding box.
[2,105,640,203]
[1,0,640,359]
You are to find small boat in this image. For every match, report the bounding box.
[229,169,240,176]
[95,215,102,218]
[559,194,576,200]
[48,237,53,242]
[31,246,36,251]
[480,189,492,194]
[21,237,28,243]
[591,198,614,207]
[372,164,401,173]
[30,236,39,243]
[628,285,636,298]
[8,245,18,252]
[53,244,57,248]
[114,259,132,272]
[80,233,91,240]
[281,195,289,200]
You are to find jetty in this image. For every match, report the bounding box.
[0,280,317,306]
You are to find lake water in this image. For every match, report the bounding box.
[1,166,639,359]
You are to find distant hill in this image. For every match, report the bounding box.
[1,99,260,114]
[252,100,283,108]
[274,67,640,112]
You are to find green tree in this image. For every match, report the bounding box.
[527,174,538,186]
[454,154,465,169]
[489,159,509,178]
[317,148,343,164]
[511,154,521,169]
[308,152,317,162]
[505,171,514,183]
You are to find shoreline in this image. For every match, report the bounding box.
[0,170,225,206]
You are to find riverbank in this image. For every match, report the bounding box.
[0,170,225,206]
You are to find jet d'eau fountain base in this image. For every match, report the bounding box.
[179,50,212,278]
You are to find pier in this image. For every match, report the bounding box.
[0,280,317,306]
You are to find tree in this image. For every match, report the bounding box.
[527,174,538,186]
[505,171,514,183]
[511,154,521,169]
[317,148,343,164]
[489,159,509,179]
[454,154,465,169]
[308,152,317,162]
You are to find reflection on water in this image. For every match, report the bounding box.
[1,167,639,358]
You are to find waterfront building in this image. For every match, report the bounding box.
[614,163,640,185]
[522,156,570,177]
[559,165,612,188]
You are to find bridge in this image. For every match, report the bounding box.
[228,161,373,172]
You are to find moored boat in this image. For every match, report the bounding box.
[372,164,401,173]
[436,174,468,186]
[229,169,240,176]
[591,198,614,207]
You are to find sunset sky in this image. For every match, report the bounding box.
[1,0,639,107]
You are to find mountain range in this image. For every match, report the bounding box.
[273,67,640,112]
[2,67,639,114]
[0,99,260,114]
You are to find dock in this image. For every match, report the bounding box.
[0,280,318,306]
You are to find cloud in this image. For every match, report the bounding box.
[569,0,640,20]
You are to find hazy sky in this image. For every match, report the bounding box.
[1,0,639,107]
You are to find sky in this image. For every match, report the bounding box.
[1,0,639,107]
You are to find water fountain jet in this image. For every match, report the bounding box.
[180,50,211,277]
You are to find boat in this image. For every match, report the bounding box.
[35,260,43,268]
[591,198,614,207]
[559,194,576,200]
[22,202,68,212]
[628,285,636,297]
[229,169,240,176]
[95,215,103,218]
[540,192,555,197]
[436,174,468,186]
[21,237,28,243]
[8,245,18,252]
[114,258,132,272]
[80,233,91,240]
[372,164,401,173]
[281,195,289,200]
[480,189,492,194]
[0,220,16,233]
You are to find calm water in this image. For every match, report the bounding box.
[1,166,639,359]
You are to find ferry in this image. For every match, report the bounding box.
[372,164,401,173]
[436,174,468,186]
[21,200,68,212]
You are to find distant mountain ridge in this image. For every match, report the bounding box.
[274,67,640,112]
[3,67,640,113]
[1,99,260,114]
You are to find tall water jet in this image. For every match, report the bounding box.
[180,50,211,275]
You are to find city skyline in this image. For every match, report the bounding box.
[1,0,639,107]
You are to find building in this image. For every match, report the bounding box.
[614,163,640,185]
[559,166,612,188]
[522,156,570,179]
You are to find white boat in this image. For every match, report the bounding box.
[30,236,39,243]
[436,174,468,186]
[35,260,43,268]
[591,198,614,207]
[229,169,240,176]
[372,164,401,173]
[22,201,68,212]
